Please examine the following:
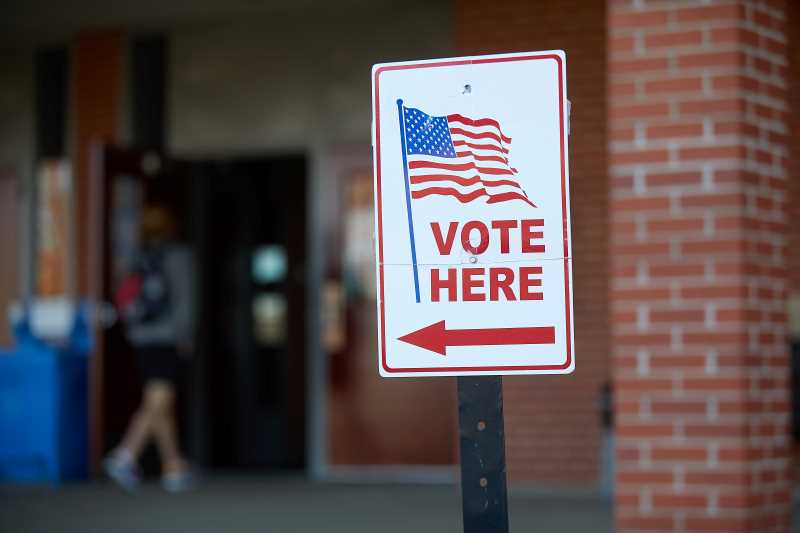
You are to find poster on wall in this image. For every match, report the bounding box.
[36,160,72,297]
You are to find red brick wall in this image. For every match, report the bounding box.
[787,0,800,300]
[456,0,609,486]
[609,1,792,531]
[786,0,800,493]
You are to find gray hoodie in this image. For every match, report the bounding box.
[127,244,194,348]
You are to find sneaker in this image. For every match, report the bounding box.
[103,454,141,492]
[161,467,196,493]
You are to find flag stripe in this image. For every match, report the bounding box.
[447,114,513,143]
[408,160,515,176]
[409,178,527,200]
[454,152,508,164]
[452,140,509,154]
[410,173,524,189]
[448,127,506,144]
[412,187,535,207]
[451,150,516,173]
[486,191,537,206]
[450,133,506,151]
[412,187,485,203]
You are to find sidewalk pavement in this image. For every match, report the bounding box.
[1,474,611,533]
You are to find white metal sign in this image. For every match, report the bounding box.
[371,50,573,377]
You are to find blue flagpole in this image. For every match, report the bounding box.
[396,99,421,303]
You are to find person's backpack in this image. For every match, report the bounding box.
[115,248,171,325]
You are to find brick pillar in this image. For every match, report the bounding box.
[788,3,800,279]
[782,0,800,491]
[73,31,123,295]
[609,1,792,532]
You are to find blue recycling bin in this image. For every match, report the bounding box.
[0,304,91,484]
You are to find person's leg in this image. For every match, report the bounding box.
[145,379,195,491]
[114,346,160,462]
[117,402,155,461]
[105,385,155,490]
[143,380,185,468]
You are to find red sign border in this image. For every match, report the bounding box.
[373,52,572,374]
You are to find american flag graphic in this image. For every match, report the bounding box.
[400,105,534,207]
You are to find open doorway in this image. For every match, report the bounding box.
[97,148,308,473]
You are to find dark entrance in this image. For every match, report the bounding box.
[195,156,307,470]
[96,147,307,473]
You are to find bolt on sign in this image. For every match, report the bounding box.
[371,50,574,377]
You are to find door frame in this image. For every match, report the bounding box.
[87,143,171,472]
[0,167,20,347]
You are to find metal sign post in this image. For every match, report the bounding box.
[458,376,509,533]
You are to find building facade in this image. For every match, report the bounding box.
[0,0,797,531]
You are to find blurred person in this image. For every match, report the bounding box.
[105,204,195,492]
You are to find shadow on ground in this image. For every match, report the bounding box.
[0,475,613,533]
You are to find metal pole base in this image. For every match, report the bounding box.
[458,376,509,533]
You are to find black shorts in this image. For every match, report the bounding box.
[136,345,181,384]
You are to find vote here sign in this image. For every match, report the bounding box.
[371,50,574,377]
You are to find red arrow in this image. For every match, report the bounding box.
[398,320,556,356]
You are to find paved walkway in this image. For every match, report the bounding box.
[1,475,612,533]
